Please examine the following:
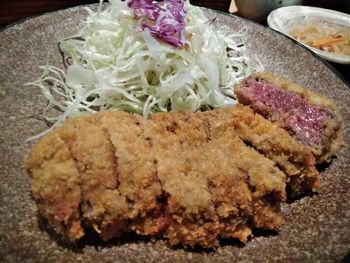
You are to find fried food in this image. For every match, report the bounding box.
[25,130,83,241]
[235,72,344,163]
[25,76,343,247]
[147,110,286,247]
[26,106,291,248]
[150,105,319,197]
[198,105,319,197]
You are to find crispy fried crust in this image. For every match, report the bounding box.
[59,116,129,240]
[198,105,319,197]
[24,129,83,241]
[96,112,164,236]
[26,108,291,248]
[235,72,344,163]
[148,111,286,247]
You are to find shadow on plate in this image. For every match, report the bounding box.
[37,214,281,253]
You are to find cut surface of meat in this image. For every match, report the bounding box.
[237,76,330,146]
[235,72,343,163]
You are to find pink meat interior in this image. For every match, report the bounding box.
[238,77,332,146]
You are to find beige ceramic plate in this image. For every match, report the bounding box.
[0,4,349,262]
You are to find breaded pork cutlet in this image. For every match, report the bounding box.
[235,72,344,163]
[148,111,286,247]
[196,105,319,197]
[25,89,343,247]
[26,109,287,248]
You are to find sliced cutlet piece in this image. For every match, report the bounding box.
[199,105,319,197]
[235,72,344,163]
[24,128,83,242]
[97,111,164,236]
[59,115,129,241]
[197,131,286,240]
[148,111,286,248]
[147,111,220,248]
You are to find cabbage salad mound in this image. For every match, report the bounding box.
[27,0,260,140]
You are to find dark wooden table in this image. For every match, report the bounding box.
[1,0,349,84]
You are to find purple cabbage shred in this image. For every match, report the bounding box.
[127,0,187,47]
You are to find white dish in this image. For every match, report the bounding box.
[267,6,350,64]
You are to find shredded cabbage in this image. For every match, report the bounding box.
[26,0,262,140]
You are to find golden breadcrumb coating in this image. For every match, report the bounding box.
[25,129,83,241]
[96,112,164,236]
[147,111,285,247]
[59,116,129,241]
[26,108,287,247]
[198,105,319,197]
